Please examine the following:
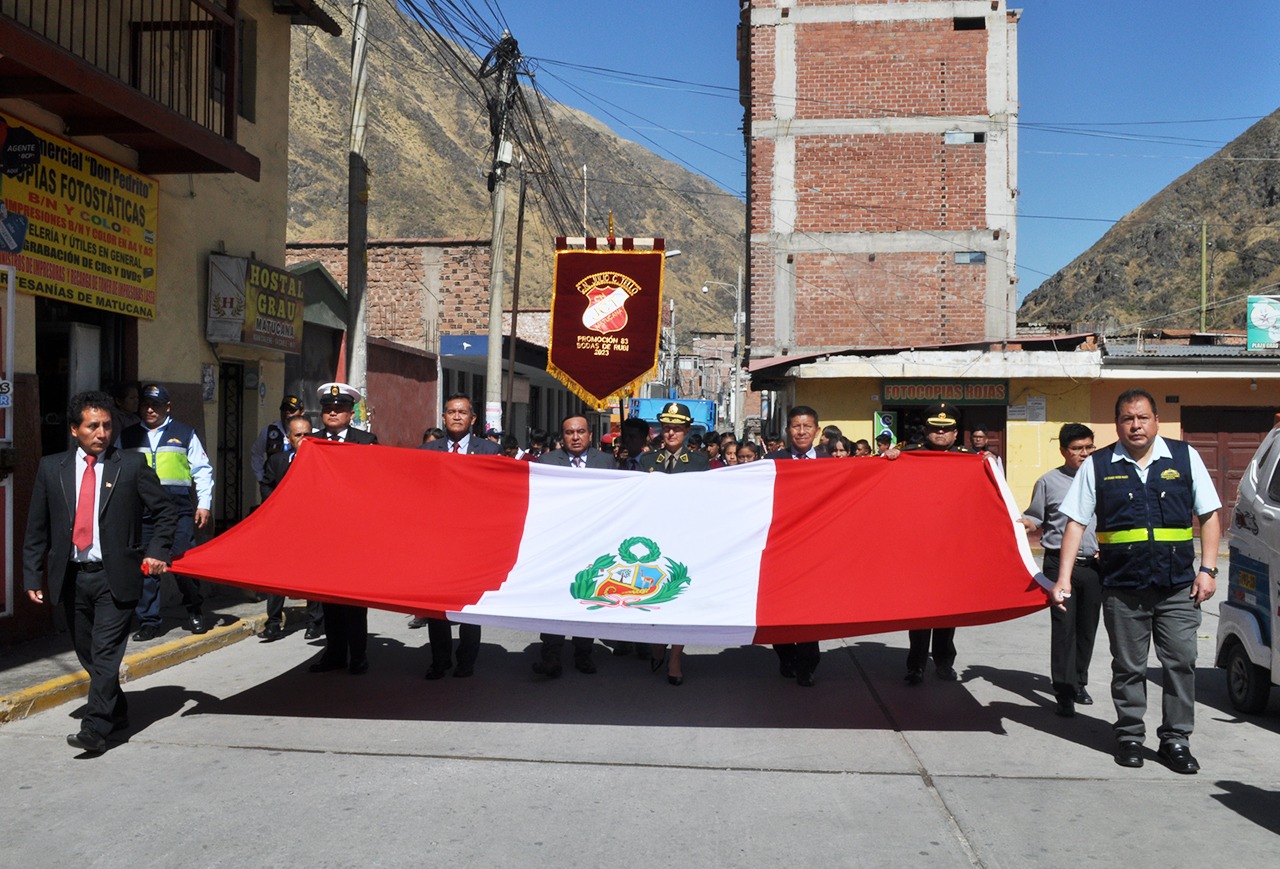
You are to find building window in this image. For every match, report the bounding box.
[955,251,987,265]
[953,17,986,31]
[944,131,986,145]
[212,17,257,122]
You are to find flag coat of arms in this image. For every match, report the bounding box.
[546,237,664,408]
[172,441,1050,645]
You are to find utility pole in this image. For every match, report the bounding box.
[480,32,519,435]
[504,166,528,432]
[1200,220,1208,332]
[346,0,370,425]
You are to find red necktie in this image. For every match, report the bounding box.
[451,441,461,453]
[73,455,97,551]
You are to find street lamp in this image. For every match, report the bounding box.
[700,265,744,436]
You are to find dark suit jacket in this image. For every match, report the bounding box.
[765,447,831,460]
[259,450,294,501]
[316,427,379,445]
[638,446,710,473]
[538,447,615,469]
[23,446,179,605]
[420,436,501,456]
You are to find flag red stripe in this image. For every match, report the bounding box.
[753,452,1044,643]
[173,439,529,614]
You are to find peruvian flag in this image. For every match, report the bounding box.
[173,440,1049,644]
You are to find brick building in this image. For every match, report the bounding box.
[741,0,1020,358]
[285,239,585,446]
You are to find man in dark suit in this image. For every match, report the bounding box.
[764,405,828,686]
[309,382,379,675]
[419,393,499,678]
[23,390,179,754]
[531,414,614,678]
[259,415,325,642]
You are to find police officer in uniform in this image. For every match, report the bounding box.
[250,394,307,483]
[638,403,707,684]
[309,383,378,675]
[119,383,213,640]
[900,402,973,685]
[638,403,710,474]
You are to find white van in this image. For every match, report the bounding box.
[1217,416,1280,712]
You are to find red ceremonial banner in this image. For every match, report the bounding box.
[547,238,665,407]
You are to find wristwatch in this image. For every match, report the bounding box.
[1198,566,1218,578]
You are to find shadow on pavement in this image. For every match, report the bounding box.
[1211,781,1280,836]
[181,635,1023,733]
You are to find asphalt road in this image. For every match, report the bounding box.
[2,600,1279,868]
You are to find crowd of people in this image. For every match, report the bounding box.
[24,384,1220,775]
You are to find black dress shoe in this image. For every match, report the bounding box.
[348,658,369,675]
[309,657,346,673]
[1157,742,1200,774]
[187,614,208,634]
[1115,741,1144,768]
[574,656,597,675]
[905,669,925,685]
[131,625,161,642]
[453,664,475,678]
[261,623,283,642]
[779,663,796,679]
[668,674,684,686]
[935,666,958,681]
[796,671,815,688]
[532,661,563,679]
[1054,696,1075,718]
[67,728,107,754]
[304,625,323,640]
[424,664,450,680]
[1075,687,1094,705]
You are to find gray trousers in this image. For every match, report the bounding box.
[1102,585,1200,746]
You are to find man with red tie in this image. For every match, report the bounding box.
[23,391,178,754]
[419,393,500,678]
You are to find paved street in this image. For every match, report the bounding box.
[2,597,1279,867]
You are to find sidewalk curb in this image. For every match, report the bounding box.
[0,614,267,725]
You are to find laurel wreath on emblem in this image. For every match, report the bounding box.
[570,535,690,611]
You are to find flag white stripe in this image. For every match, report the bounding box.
[456,460,777,645]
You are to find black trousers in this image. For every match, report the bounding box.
[1043,551,1103,698]
[907,628,956,672]
[64,564,135,738]
[320,603,367,665]
[773,642,821,676]
[265,595,324,628]
[539,633,594,662]
[427,618,481,669]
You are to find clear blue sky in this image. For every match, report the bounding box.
[430,0,1280,304]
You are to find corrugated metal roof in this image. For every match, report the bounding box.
[1104,343,1280,358]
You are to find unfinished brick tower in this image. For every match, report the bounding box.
[741,0,1020,358]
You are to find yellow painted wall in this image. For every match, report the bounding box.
[794,378,882,444]
[1003,378,1094,507]
[5,3,305,520]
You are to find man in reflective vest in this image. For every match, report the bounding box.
[119,383,215,640]
[1050,388,1220,774]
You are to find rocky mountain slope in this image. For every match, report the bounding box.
[1018,109,1280,333]
[287,11,745,334]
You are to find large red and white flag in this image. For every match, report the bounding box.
[173,441,1049,644]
